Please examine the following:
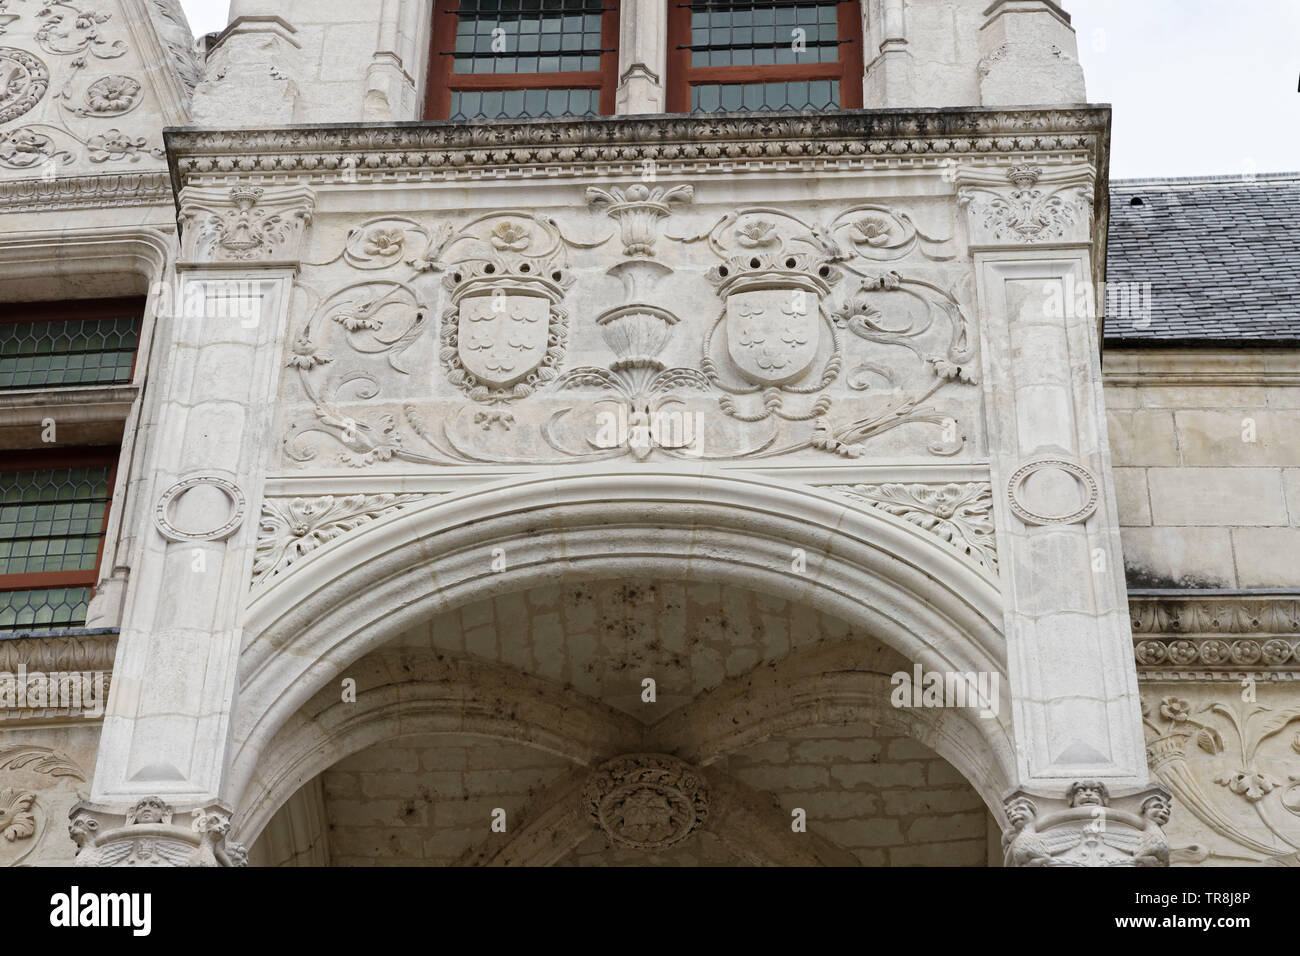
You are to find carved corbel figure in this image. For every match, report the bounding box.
[68,797,248,867]
[1000,782,1173,867]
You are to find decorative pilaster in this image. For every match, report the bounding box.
[69,797,247,867]
[957,161,1150,791]
[90,267,297,806]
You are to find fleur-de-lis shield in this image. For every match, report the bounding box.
[726,289,820,385]
[457,293,551,388]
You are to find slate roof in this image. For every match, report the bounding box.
[1104,173,1300,346]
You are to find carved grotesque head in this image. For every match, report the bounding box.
[1005,796,1037,831]
[1141,795,1171,826]
[1066,780,1109,809]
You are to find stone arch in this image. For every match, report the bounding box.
[231,469,1009,841]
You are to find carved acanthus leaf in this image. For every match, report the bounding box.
[832,482,996,573]
[253,493,426,586]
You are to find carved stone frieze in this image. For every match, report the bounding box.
[0,1,167,172]
[179,183,316,264]
[0,46,49,124]
[1001,782,1175,866]
[583,754,709,851]
[253,493,427,586]
[168,108,1112,189]
[0,633,115,723]
[69,797,248,867]
[0,746,86,867]
[1141,688,1300,864]
[1131,593,1300,677]
[831,481,997,573]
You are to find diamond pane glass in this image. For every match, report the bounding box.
[689,1,841,68]
[690,79,838,112]
[0,587,91,631]
[452,0,605,74]
[0,314,140,390]
[450,87,600,118]
[0,466,111,576]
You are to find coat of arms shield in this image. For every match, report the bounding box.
[725,288,820,386]
[457,292,552,389]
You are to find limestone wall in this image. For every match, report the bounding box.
[1104,350,1300,589]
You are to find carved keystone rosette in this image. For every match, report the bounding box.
[68,797,248,867]
[583,754,709,851]
[438,216,573,403]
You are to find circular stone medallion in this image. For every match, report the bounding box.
[1007,458,1099,526]
[583,754,709,851]
[0,48,50,125]
[154,476,246,542]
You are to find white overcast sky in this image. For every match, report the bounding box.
[178,0,1298,179]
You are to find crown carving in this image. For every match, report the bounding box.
[706,248,838,298]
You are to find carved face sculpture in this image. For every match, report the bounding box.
[1142,798,1171,827]
[1005,797,1035,831]
[612,788,677,845]
[130,797,169,825]
[1067,780,1108,809]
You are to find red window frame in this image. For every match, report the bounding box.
[424,0,621,120]
[666,0,864,113]
[0,446,119,600]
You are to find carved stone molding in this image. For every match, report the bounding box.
[253,493,427,587]
[0,170,170,211]
[178,183,316,265]
[956,163,1095,245]
[154,475,247,543]
[582,754,710,851]
[166,107,1111,190]
[1131,593,1300,678]
[0,633,115,722]
[830,481,997,574]
[1001,781,1174,867]
[68,797,248,867]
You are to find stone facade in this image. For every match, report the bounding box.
[0,0,1294,868]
